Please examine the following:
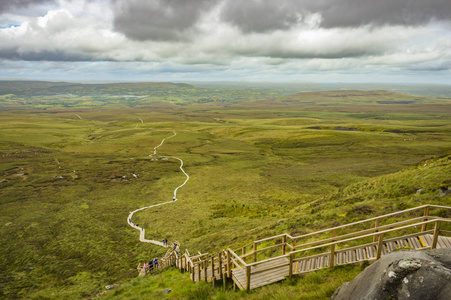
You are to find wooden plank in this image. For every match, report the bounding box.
[346,250,356,263]
[397,239,409,248]
[323,255,330,268]
[407,237,422,250]
[317,256,325,269]
[438,236,451,248]
[250,257,289,273]
[233,265,290,290]
[307,258,317,271]
[356,248,366,261]
[251,262,289,276]
[365,246,376,259]
[385,241,396,252]
[335,252,346,265]
[421,234,432,247]
[298,259,308,273]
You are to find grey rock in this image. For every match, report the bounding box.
[105,284,120,290]
[439,186,451,197]
[163,288,172,294]
[331,250,451,300]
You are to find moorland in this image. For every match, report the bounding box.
[0,81,450,299]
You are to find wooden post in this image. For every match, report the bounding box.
[431,221,441,249]
[204,260,208,282]
[289,253,294,278]
[421,206,429,232]
[330,243,335,268]
[246,265,251,291]
[376,233,384,260]
[211,256,215,280]
[253,242,257,262]
[282,235,286,255]
[293,238,297,249]
[197,262,201,282]
[223,272,227,290]
[373,219,380,242]
[329,229,336,268]
[242,246,246,257]
[218,253,222,280]
[227,250,231,278]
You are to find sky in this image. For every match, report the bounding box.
[0,0,450,84]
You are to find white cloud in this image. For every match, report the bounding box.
[0,0,449,83]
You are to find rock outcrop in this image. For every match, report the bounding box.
[331,249,451,300]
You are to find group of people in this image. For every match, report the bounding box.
[141,258,159,274]
[128,218,143,231]
[162,239,180,254]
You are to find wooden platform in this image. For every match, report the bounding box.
[232,257,290,290]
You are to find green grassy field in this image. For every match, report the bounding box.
[0,86,450,299]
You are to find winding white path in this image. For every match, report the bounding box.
[127,130,189,247]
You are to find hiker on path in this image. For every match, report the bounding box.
[154,258,159,269]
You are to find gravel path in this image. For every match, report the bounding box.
[127,130,189,247]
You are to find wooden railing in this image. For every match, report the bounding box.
[244,204,450,263]
[165,205,451,290]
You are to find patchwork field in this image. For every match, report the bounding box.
[1,85,450,299]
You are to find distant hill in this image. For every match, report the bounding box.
[257,90,443,106]
[0,81,192,96]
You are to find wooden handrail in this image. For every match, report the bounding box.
[293,216,432,250]
[290,218,451,256]
[230,205,450,266]
[226,248,248,266]
[243,218,450,268]
[240,205,449,263]
[254,233,288,245]
[289,205,450,242]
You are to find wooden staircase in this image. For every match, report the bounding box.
[166,204,451,291]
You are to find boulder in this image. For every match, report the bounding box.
[331,249,451,300]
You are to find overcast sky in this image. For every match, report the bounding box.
[0,0,450,83]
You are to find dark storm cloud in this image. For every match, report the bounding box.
[0,0,55,13]
[112,0,451,41]
[0,48,97,62]
[221,0,451,32]
[112,0,216,41]
[310,0,451,28]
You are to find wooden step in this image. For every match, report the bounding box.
[365,246,376,259]
[355,248,366,261]
[307,258,317,271]
[335,252,346,265]
[385,241,397,253]
[397,239,409,248]
[438,235,451,248]
[297,259,308,273]
[407,237,422,250]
